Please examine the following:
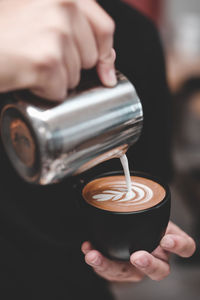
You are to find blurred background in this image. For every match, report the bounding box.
[111,0,200,299]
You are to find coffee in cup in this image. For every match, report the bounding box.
[83,175,166,213]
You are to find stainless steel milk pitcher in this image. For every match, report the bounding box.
[0,71,143,185]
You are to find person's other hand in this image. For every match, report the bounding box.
[0,0,116,101]
[81,221,196,282]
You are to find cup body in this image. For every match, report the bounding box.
[78,171,171,261]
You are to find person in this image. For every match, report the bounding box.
[0,0,195,299]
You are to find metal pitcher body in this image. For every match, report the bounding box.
[0,72,143,185]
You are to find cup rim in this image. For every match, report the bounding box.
[80,170,171,215]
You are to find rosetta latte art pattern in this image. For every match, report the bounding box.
[83,176,166,212]
[92,182,153,206]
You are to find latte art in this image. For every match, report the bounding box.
[83,176,166,212]
[93,182,153,206]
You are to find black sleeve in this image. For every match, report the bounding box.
[99,0,173,182]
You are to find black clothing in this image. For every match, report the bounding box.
[0,1,172,298]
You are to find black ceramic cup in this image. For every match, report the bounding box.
[77,171,171,261]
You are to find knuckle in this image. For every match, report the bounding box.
[33,53,61,81]
[48,25,72,41]
[99,18,115,38]
[83,52,98,69]
[37,54,60,70]
[99,48,114,62]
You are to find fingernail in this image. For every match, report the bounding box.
[161,237,175,249]
[133,257,150,268]
[90,255,102,266]
[106,69,117,86]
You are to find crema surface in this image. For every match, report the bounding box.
[83,176,166,212]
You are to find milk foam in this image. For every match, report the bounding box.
[92,181,153,206]
[92,154,154,206]
[120,155,134,197]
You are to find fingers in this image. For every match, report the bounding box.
[31,0,117,100]
[85,251,144,282]
[78,0,117,86]
[31,59,68,101]
[96,48,117,87]
[81,241,93,254]
[63,34,81,89]
[160,234,196,258]
[0,0,117,99]
[131,251,170,281]
[81,242,144,282]
[161,221,196,257]
[166,221,190,237]
[82,242,170,282]
[151,245,171,262]
[69,5,98,70]
[81,221,196,284]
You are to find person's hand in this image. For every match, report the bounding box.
[81,221,196,282]
[0,0,116,100]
